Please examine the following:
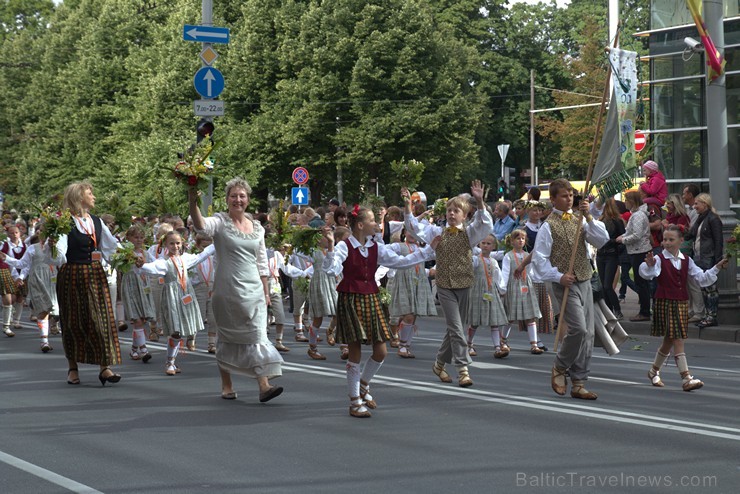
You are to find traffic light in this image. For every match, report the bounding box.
[497,179,508,200]
[506,166,517,196]
[196,118,214,144]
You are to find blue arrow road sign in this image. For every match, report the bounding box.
[193,67,224,99]
[292,187,309,206]
[183,25,230,44]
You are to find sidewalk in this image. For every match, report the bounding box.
[616,291,740,344]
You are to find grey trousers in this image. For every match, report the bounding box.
[436,287,472,368]
[687,277,705,316]
[552,280,594,382]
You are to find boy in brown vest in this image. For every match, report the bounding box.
[403,181,493,387]
[531,179,609,399]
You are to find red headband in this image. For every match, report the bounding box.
[351,204,360,217]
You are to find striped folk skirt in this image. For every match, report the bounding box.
[336,292,392,345]
[651,298,688,339]
[57,262,121,366]
[0,268,15,295]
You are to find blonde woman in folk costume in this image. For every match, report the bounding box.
[55,181,134,386]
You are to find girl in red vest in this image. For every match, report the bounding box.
[639,225,727,391]
[321,205,434,418]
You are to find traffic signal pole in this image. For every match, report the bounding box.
[201,0,214,212]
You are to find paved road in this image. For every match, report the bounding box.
[2,314,739,494]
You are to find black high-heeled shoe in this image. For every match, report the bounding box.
[67,368,80,385]
[98,367,122,386]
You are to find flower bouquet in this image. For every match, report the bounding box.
[432,198,448,219]
[172,136,216,188]
[725,225,740,259]
[40,207,73,258]
[290,227,322,257]
[390,158,425,190]
[378,286,391,306]
[109,241,138,275]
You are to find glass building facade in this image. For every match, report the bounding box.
[641,0,739,210]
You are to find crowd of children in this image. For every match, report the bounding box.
[0,171,729,417]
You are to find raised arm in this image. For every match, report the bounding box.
[188,187,205,232]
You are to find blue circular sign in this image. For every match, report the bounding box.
[193,67,225,99]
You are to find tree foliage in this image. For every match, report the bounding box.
[0,0,650,212]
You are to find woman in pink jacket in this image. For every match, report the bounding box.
[639,160,668,203]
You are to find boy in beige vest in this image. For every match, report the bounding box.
[403,181,493,387]
[531,179,609,399]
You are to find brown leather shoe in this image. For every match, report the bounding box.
[551,366,567,395]
[570,382,598,400]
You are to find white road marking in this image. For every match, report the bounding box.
[121,337,740,441]
[0,450,104,493]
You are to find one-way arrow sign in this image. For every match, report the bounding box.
[292,187,309,206]
[183,25,230,44]
[193,67,225,99]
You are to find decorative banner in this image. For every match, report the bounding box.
[609,48,638,176]
[686,0,726,83]
[592,48,639,200]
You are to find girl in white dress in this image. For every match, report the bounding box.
[121,225,156,363]
[16,232,64,352]
[305,236,339,360]
[388,232,437,358]
[146,223,173,342]
[189,233,217,353]
[138,231,214,375]
[499,230,542,355]
[466,234,509,358]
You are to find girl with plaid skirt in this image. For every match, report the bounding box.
[321,205,433,418]
[0,248,21,337]
[639,225,727,391]
[499,230,542,355]
[2,225,28,332]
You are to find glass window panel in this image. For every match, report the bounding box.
[728,71,739,128]
[651,0,693,30]
[652,130,706,180]
[652,53,704,79]
[650,79,705,130]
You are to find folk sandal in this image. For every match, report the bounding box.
[349,397,371,418]
[433,361,453,383]
[359,380,377,409]
[458,367,473,388]
[648,367,664,387]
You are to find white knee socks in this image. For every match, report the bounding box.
[467,326,477,345]
[360,357,383,385]
[37,319,49,344]
[399,323,414,347]
[308,325,320,346]
[490,327,501,347]
[674,353,690,377]
[526,322,538,344]
[167,336,180,360]
[346,361,361,398]
[133,328,146,348]
[12,302,23,324]
[2,305,12,327]
[652,350,669,370]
